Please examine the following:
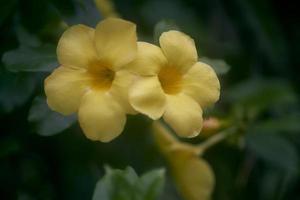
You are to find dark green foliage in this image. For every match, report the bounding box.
[92,167,165,200]
[28,96,77,136]
[3,44,57,72]
[0,0,299,199]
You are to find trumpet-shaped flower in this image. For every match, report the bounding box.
[128,31,220,137]
[44,18,137,142]
[152,121,215,200]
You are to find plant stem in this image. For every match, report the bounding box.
[197,127,236,155]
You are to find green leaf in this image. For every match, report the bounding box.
[246,131,299,172]
[0,69,37,114]
[138,169,165,200]
[259,168,296,200]
[15,25,41,47]
[92,166,165,200]
[253,115,300,133]
[228,79,297,106]
[93,166,137,200]
[64,0,102,27]
[2,44,57,72]
[153,20,180,45]
[200,57,230,75]
[227,79,298,118]
[28,96,76,136]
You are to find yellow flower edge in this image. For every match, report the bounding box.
[128,31,220,138]
[44,18,137,142]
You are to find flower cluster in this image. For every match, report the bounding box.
[44,18,220,142]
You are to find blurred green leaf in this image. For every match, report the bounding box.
[200,57,231,75]
[246,131,299,173]
[145,0,205,45]
[228,79,297,106]
[0,70,36,113]
[2,44,58,72]
[153,20,179,45]
[28,96,76,136]
[138,169,165,200]
[253,115,300,133]
[227,79,298,119]
[15,25,41,47]
[92,166,165,200]
[260,169,280,200]
[259,168,297,200]
[64,0,101,27]
[92,166,138,200]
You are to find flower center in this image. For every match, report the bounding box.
[158,66,182,94]
[88,60,115,90]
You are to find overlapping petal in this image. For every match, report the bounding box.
[78,90,126,142]
[183,62,220,107]
[129,76,166,119]
[44,66,90,115]
[95,18,137,70]
[109,70,137,114]
[163,94,203,137]
[57,25,97,69]
[159,31,198,73]
[126,42,166,75]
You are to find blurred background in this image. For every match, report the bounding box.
[0,0,299,199]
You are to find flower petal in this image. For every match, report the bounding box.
[109,70,137,114]
[95,18,137,70]
[163,94,203,137]
[129,76,166,120]
[57,25,98,68]
[126,42,166,75]
[159,30,198,73]
[78,90,126,142]
[183,62,220,107]
[44,66,90,115]
[170,152,215,200]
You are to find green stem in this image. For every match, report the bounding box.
[197,127,236,155]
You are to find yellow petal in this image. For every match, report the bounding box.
[159,31,197,73]
[129,76,166,120]
[44,66,90,115]
[170,152,215,200]
[95,18,137,70]
[57,25,98,68]
[109,70,137,114]
[163,94,203,137]
[126,42,166,75]
[78,90,126,142]
[183,62,220,107]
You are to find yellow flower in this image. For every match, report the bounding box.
[152,121,215,200]
[170,151,215,200]
[44,18,137,142]
[128,31,220,137]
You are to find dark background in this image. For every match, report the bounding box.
[1,0,299,199]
